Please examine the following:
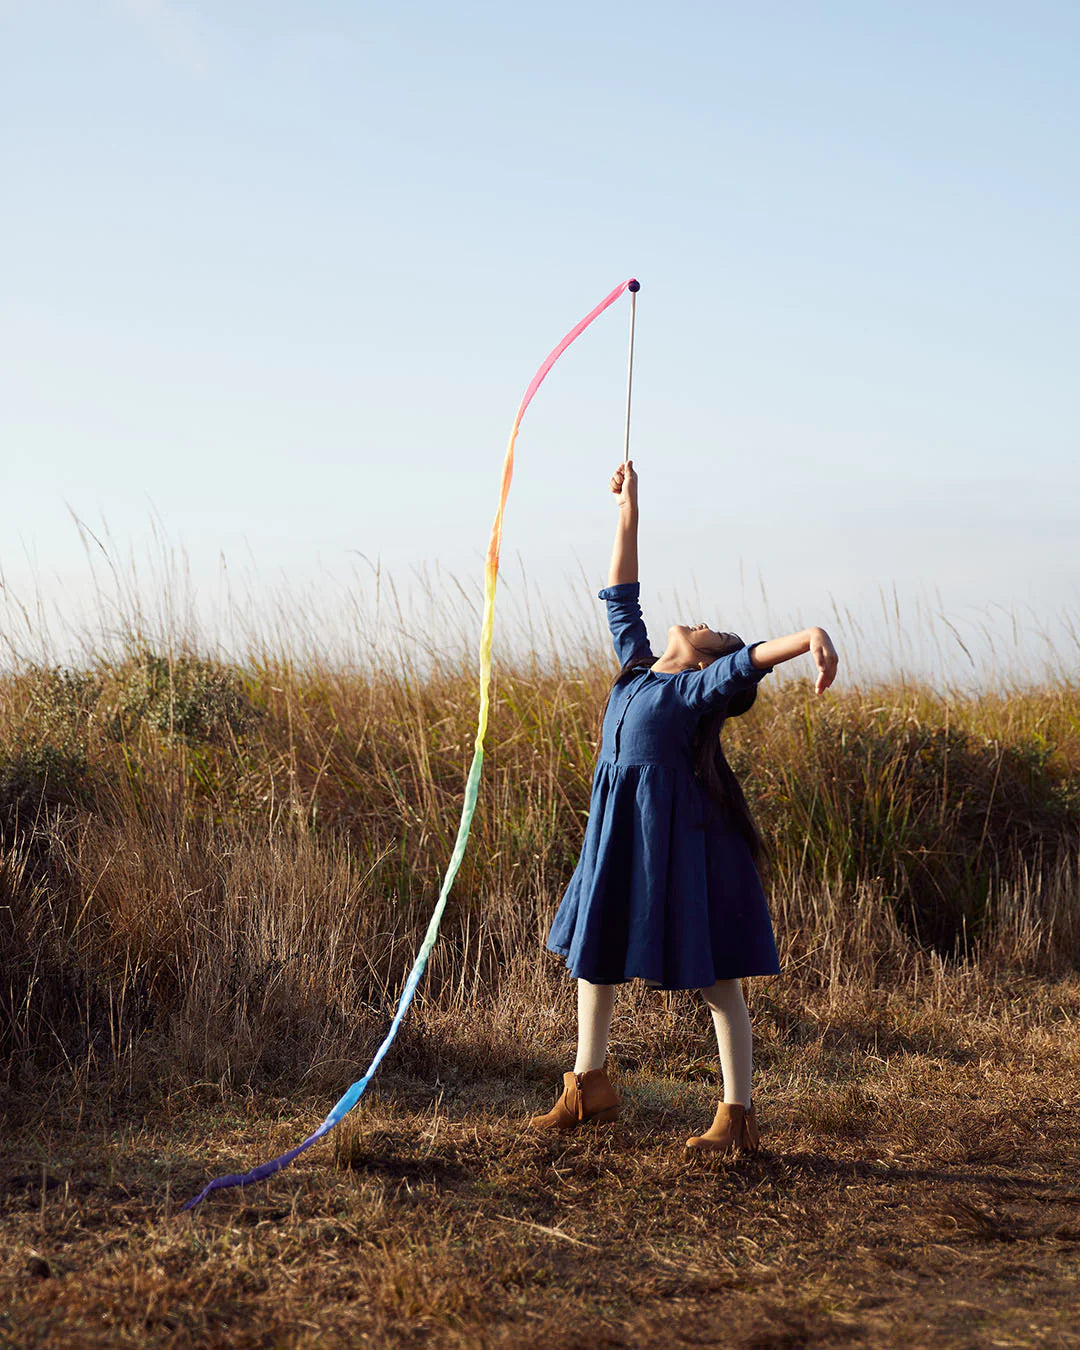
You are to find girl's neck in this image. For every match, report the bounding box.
[650,654,701,674]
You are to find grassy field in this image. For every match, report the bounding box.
[3,638,1080,1346]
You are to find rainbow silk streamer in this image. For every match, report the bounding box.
[182,278,637,1210]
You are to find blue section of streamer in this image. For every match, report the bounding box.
[181,749,483,1210]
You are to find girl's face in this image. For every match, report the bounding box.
[671,623,744,667]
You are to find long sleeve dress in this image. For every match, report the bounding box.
[546,581,782,990]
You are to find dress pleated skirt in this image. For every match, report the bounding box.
[547,761,781,990]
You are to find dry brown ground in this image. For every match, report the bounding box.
[5,975,1080,1350]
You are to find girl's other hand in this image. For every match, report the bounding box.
[809,628,839,694]
[610,460,637,510]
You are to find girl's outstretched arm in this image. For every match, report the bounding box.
[607,460,638,585]
[749,628,839,695]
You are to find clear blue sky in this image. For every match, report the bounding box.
[3,0,1078,682]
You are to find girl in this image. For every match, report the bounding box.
[530,459,838,1154]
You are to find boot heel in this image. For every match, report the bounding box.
[588,1105,619,1123]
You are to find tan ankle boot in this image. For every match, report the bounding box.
[529,1068,621,1131]
[685,1102,760,1155]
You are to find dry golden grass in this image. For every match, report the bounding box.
[2,627,1079,1345]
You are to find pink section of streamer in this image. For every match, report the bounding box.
[514,279,635,424]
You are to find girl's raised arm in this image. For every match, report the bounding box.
[749,628,839,695]
[607,460,638,586]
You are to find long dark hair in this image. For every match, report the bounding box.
[598,653,764,865]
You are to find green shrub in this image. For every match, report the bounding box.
[0,741,90,832]
[751,714,1078,954]
[112,653,259,744]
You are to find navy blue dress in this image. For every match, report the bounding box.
[547,582,781,990]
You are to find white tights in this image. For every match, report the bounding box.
[573,977,753,1106]
[573,980,616,1076]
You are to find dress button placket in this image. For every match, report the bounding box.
[613,676,646,763]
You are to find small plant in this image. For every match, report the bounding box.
[0,741,90,835]
[112,652,259,744]
[25,666,103,736]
